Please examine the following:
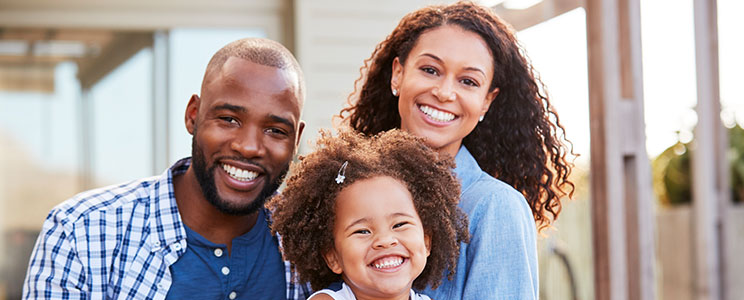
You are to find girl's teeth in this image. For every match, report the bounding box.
[372,256,404,269]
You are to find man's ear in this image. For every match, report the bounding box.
[185,94,200,135]
[322,249,343,275]
[481,88,499,116]
[295,120,306,149]
[391,57,403,93]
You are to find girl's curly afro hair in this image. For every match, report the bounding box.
[267,129,468,291]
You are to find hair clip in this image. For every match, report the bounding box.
[335,161,349,184]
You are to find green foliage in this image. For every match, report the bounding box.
[651,125,744,205]
[731,125,744,203]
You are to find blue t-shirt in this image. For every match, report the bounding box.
[166,208,285,300]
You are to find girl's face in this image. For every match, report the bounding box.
[324,176,431,300]
[392,25,499,157]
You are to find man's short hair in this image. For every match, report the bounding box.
[202,38,305,104]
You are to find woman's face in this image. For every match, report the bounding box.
[392,25,498,157]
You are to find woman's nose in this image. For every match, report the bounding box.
[432,80,456,102]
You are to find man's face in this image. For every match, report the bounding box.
[185,57,304,215]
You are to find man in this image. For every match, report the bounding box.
[23,38,310,300]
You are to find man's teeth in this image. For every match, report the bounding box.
[419,105,455,122]
[372,256,404,269]
[222,164,258,181]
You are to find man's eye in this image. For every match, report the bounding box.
[266,128,288,136]
[219,116,238,124]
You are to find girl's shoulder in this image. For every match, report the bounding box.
[309,283,432,300]
[308,282,355,300]
[308,294,335,300]
[413,290,433,300]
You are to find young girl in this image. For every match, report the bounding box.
[268,130,469,300]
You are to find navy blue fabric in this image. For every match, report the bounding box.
[166,208,286,300]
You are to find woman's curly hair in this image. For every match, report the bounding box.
[267,129,469,291]
[339,1,575,232]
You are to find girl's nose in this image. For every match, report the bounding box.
[373,233,399,249]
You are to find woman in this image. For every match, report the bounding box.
[340,2,575,299]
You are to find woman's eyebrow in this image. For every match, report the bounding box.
[419,53,486,76]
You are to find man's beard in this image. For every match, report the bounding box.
[190,133,288,216]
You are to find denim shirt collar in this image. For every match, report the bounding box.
[454,145,482,194]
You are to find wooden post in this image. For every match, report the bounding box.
[691,0,727,299]
[585,0,656,299]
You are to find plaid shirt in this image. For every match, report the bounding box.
[22,158,311,300]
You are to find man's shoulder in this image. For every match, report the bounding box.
[52,176,161,224]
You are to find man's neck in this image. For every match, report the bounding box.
[173,167,259,253]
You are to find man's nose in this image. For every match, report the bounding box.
[230,128,265,158]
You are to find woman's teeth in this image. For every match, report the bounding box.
[419,105,455,122]
[372,256,404,269]
[222,164,258,181]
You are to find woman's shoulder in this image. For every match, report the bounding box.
[459,171,534,230]
[462,171,528,209]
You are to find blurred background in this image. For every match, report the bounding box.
[0,0,741,299]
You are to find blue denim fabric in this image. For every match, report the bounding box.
[423,146,538,300]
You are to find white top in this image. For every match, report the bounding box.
[309,282,432,300]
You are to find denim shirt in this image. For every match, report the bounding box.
[423,146,538,300]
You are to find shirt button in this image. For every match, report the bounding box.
[229,291,237,299]
[221,266,230,275]
[153,241,161,247]
[214,248,223,257]
[157,283,165,289]
[173,243,182,251]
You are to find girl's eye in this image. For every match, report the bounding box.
[353,229,370,235]
[393,222,409,229]
[420,67,438,76]
[461,78,479,87]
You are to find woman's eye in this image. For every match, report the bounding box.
[461,78,479,87]
[420,67,438,75]
[353,229,371,235]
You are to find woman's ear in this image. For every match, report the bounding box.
[322,249,343,275]
[424,234,432,256]
[391,57,403,93]
[482,88,499,116]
